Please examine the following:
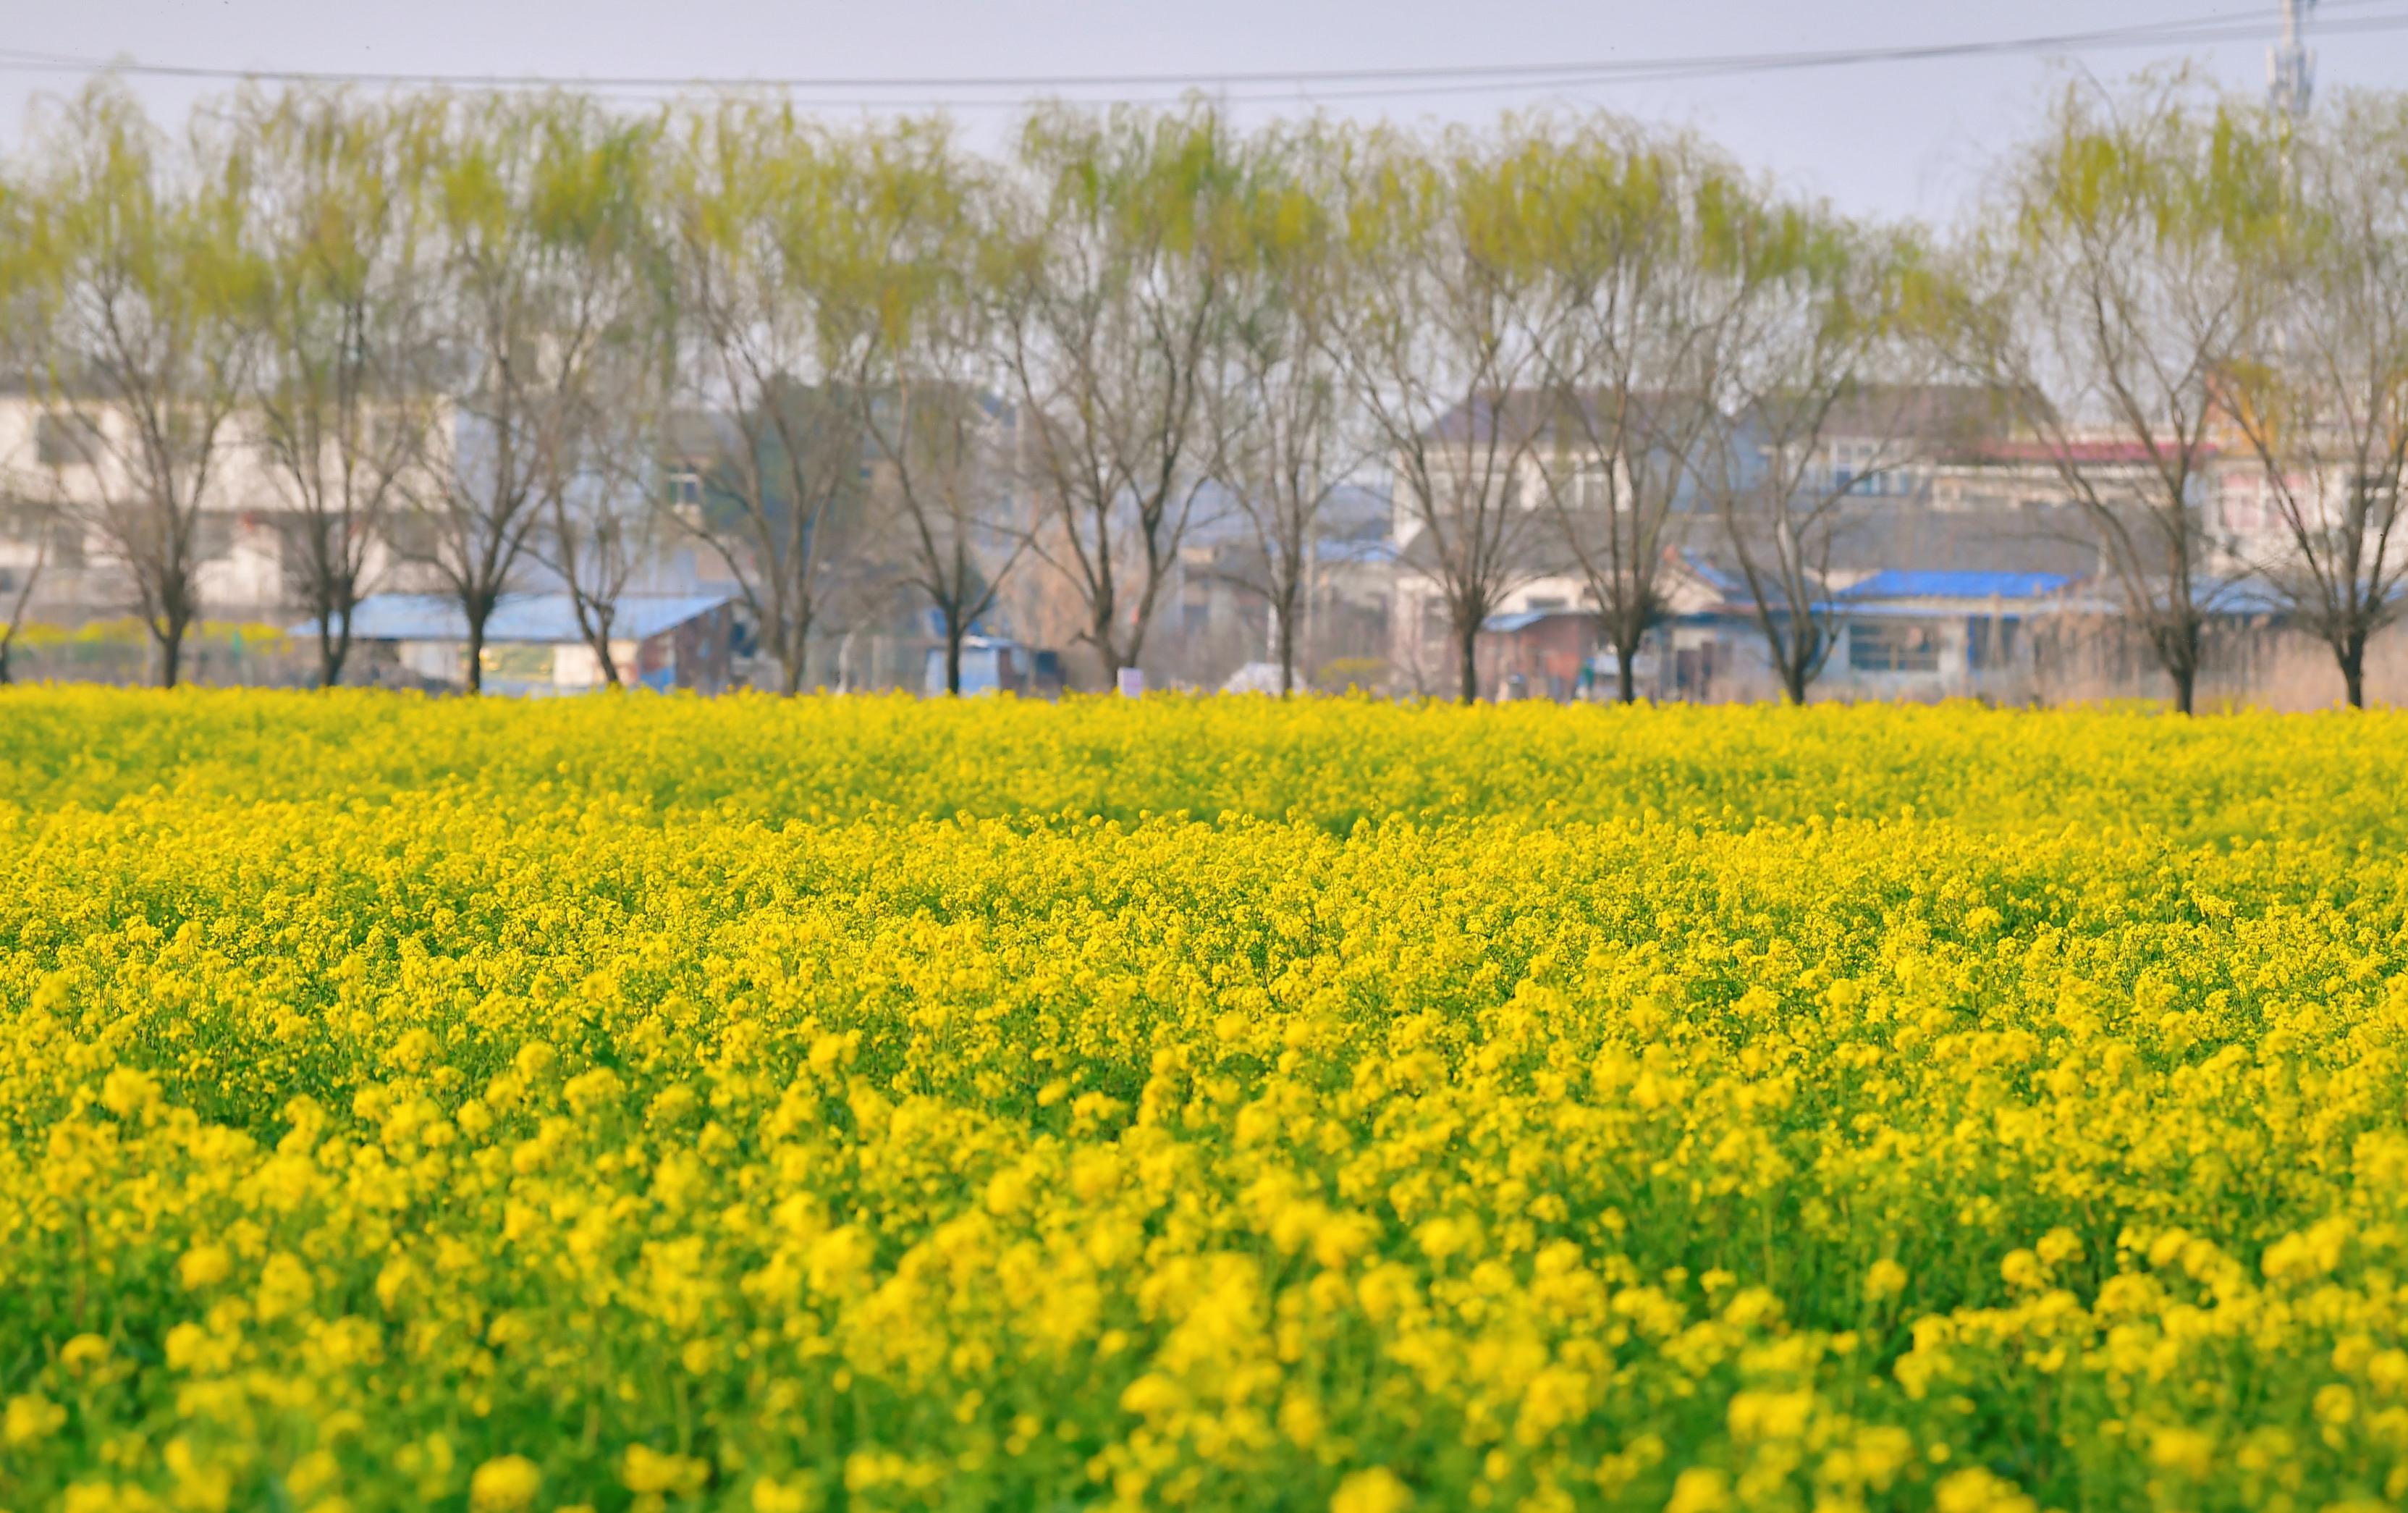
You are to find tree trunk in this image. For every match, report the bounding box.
[1458,618,1480,706]
[465,618,486,694]
[2339,633,2367,709]
[1,562,37,686]
[2155,618,2201,715]
[592,619,622,688]
[156,618,186,690]
[1615,642,1638,704]
[318,615,351,691]
[798,611,824,693]
[1781,663,1809,706]
[1778,620,1828,706]
[1275,586,1299,699]
[945,617,965,696]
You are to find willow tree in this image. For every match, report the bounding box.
[664,103,878,694]
[1956,79,2285,715]
[14,83,263,688]
[991,103,1250,686]
[1702,203,1938,706]
[2216,92,2408,709]
[816,119,1028,696]
[411,95,659,693]
[240,90,442,688]
[1524,120,1754,703]
[536,146,673,691]
[1205,122,1364,698]
[1331,122,1558,704]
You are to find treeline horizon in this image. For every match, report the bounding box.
[0,72,2404,708]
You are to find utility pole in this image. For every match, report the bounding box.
[2270,0,2317,121]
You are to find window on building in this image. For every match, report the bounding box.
[195,513,237,563]
[384,512,439,560]
[1968,617,2020,670]
[666,469,705,526]
[1573,463,1615,513]
[44,518,83,568]
[35,413,103,468]
[1848,621,1940,673]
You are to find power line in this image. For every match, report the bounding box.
[1251,8,2408,108]
[1,3,2403,108]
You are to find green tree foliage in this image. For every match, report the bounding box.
[0,76,2400,705]
[1950,75,2291,715]
[9,83,266,688]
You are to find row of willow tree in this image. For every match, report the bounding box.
[1,74,2405,706]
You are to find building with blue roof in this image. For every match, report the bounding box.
[1838,570,2075,603]
[297,591,738,695]
[1816,567,2081,689]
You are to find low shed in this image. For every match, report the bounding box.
[306,593,738,694]
[1478,607,1605,701]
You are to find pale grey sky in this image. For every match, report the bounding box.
[4,1,2401,225]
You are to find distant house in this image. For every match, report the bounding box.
[310,592,738,694]
[1825,570,2079,696]
[1467,561,2093,704]
[1759,382,2032,506]
[1465,549,1735,702]
[922,636,1062,697]
[1645,565,2090,704]
[1479,607,1604,701]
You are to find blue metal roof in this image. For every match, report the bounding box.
[297,592,734,644]
[1841,570,2074,602]
[1482,607,1598,634]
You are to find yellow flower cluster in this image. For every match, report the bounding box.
[3,688,2407,1512]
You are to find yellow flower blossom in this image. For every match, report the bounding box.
[1330,1467,1414,1513]
[468,1455,543,1512]
[1664,1467,1732,1513]
[6,1392,67,1446]
[0,691,2404,1512]
[622,1445,709,1496]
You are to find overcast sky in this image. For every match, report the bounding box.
[4,1,2403,226]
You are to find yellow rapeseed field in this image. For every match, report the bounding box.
[4,689,2407,1513]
